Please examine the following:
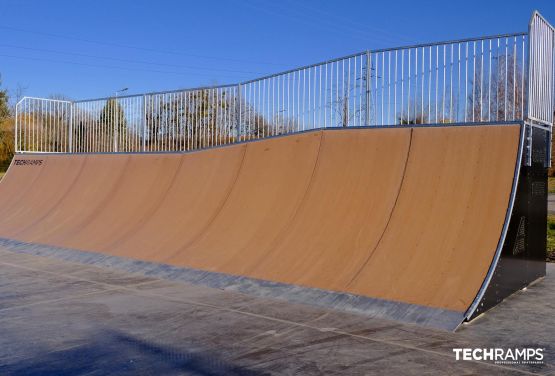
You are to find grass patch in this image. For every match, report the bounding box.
[0,171,4,181]
[548,215,555,262]
[549,177,555,194]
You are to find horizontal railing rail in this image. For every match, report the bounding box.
[14,13,555,154]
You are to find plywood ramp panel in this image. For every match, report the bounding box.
[348,125,520,311]
[94,144,247,261]
[17,154,131,245]
[165,131,322,273]
[248,129,412,291]
[56,153,184,252]
[0,157,47,223]
[0,155,86,237]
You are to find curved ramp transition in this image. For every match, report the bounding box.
[0,125,524,330]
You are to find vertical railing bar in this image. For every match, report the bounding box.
[394,50,398,124]
[366,51,371,126]
[387,52,390,124]
[322,65,325,128]
[415,48,419,123]
[521,35,525,120]
[450,44,454,121]
[489,39,492,121]
[142,95,147,152]
[512,37,517,120]
[495,38,501,121]
[436,45,439,123]
[443,45,446,122]
[429,46,432,122]
[381,52,384,125]
[480,40,483,122]
[408,49,411,123]
[358,55,362,126]
[465,42,468,122]
[312,67,316,129]
[352,57,356,126]
[430,46,433,122]
[505,37,509,121]
[15,101,19,153]
[40,100,43,152]
[308,67,311,129]
[422,47,425,122]
[472,41,476,122]
[237,84,242,142]
[400,50,404,124]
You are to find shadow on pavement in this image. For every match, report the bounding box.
[0,329,267,376]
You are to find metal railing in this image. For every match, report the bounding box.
[14,12,554,154]
[527,11,555,126]
[15,97,72,153]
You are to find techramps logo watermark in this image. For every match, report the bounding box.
[453,348,544,365]
[13,159,43,166]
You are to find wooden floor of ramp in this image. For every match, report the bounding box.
[0,124,521,322]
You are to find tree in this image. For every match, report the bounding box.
[0,82,9,120]
[0,76,13,171]
[0,117,14,170]
[468,53,525,123]
[99,98,127,152]
[398,110,429,125]
[145,90,242,150]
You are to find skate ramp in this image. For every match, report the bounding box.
[0,124,521,329]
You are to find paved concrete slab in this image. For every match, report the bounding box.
[0,247,553,375]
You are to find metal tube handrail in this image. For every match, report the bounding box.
[64,31,528,104]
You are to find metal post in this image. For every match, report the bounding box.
[15,100,20,153]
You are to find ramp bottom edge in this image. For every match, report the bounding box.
[0,237,465,331]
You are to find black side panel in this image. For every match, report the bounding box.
[471,126,547,318]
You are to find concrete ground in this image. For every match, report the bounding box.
[0,247,554,376]
[549,194,555,215]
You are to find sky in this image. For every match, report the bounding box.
[1,0,554,103]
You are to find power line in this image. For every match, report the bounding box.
[0,43,266,75]
[0,25,290,68]
[238,0,414,46]
[0,53,253,80]
[284,0,416,44]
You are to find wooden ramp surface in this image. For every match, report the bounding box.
[0,125,520,317]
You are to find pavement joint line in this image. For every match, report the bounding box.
[230,312,331,348]
[0,287,121,313]
[0,255,546,375]
[124,284,543,375]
